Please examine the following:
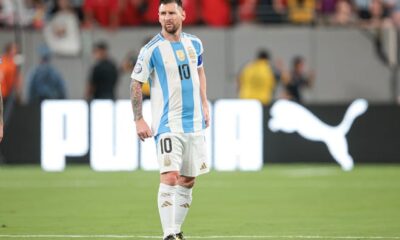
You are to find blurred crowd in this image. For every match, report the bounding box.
[237,49,314,106]
[0,0,400,29]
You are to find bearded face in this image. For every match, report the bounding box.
[159,3,186,35]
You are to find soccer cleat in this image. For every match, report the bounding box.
[175,232,186,240]
[163,234,176,240]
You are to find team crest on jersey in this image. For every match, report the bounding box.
[164,155,171,167]
[133,62,142,73]
[176,50,186,61]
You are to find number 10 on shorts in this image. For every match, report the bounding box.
[160,137,172,154]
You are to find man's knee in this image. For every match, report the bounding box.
[178,176,196,189]
[160,171,179,185]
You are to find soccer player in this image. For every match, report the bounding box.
[130,0,210,240]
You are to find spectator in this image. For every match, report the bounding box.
[0,42,22,105]
[354,0,391,27]
[85,41,118,100]
[238,0,257,22]
[368,0,391,28]
[256,0,288,23]
[27,44,67,104]
[284,55,314,103]
[48,0,85,22]
[318,0,338,16]
[316,0,336,24]
[31,0,46,29]
[331,0,355,25]
[354,0,371,21]
[287,0,316,24]
[43,0,81,56]
[238,49,278,106]
[82,0,118,29]
[0,0,36,27]
[387,0,400,28]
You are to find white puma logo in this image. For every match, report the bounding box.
[268,99,368,171]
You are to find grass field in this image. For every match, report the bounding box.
[0,164,399,240]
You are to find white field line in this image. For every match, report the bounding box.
[0,235,399,239]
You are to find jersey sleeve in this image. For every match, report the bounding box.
[131,46,153,83]
[191,38,204,68]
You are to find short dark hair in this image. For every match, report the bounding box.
[94,41,108,51]
[159,0,182,7]
[292,55,304,67]
[257,49,270,60]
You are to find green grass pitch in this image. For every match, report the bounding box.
[0,164,400,240]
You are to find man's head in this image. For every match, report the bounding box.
[159,0,185,35]
[93,41,108,60]
[257,49,270,60]
[292,56,304,72]
[3,42,18,56]
[38,44,52,62]
[159,0,182,8]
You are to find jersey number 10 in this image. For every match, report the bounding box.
[178,64,191,80]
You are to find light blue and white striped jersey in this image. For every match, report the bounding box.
[131,32,206,138]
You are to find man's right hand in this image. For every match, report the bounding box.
[135,118,153,141]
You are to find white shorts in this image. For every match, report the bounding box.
[156,130,209,177]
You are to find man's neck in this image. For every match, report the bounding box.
[161,30,181,42]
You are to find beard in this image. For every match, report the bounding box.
[164,22,180,34]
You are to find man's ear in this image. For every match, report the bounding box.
[181,9,186,21]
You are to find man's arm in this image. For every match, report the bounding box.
[130,79,152,141]
[198,66,210,128]
[131,79,144,121]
